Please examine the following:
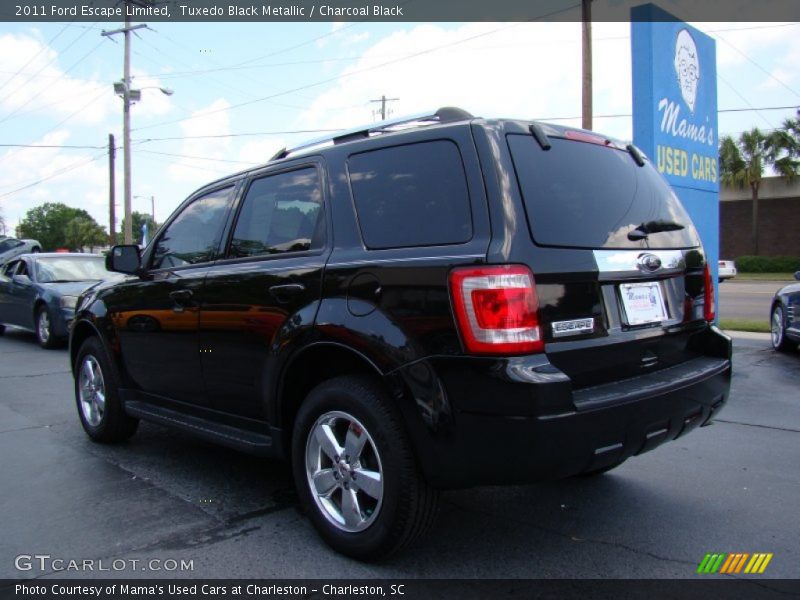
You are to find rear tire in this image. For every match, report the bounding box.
[292,375,439,561]
[771,304,794,352]
[74,337,139,442]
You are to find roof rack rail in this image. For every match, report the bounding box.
[269,106,473,161]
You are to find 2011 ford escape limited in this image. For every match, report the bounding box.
[70,108,731,560]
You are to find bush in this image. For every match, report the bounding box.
[735,256,800,273]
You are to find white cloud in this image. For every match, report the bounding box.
[0,33,115,125]
[0,130,109,234]
[166,98,235,185]
[296,22,635,141]
[317,22,371,49]
[130,70,175,117]
[238,138,285,165]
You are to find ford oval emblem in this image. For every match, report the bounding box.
[637,253,662,272]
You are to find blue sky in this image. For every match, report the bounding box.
[0,19,798,237]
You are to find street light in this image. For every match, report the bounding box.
[113,79,172,244]
[133,194,156,222]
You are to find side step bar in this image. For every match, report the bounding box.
[124,400,278,457]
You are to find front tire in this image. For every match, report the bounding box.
[75,337,139,442]
[35,305,59,349]
[292,375,439,560]
[771,304,794,352]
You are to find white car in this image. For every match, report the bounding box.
[0,237,42,264]
[718,259,737,282]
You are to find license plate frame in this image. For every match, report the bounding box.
[619,282,668,326]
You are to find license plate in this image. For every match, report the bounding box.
[620,282,668,325]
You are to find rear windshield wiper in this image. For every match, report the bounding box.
[627,220,685,241]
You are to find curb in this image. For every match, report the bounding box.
[722,330,771,341]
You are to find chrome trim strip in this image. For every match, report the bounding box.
[593,249,685,274]
[326,254,484,268]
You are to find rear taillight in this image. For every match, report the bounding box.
[703,263,715,322]
[449,265,543,355]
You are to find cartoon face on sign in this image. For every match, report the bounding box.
[674,29,700,113]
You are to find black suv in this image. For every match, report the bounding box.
[70,108,731,559]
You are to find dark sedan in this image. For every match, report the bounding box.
[771,271,800,353]
[0,253,114,348]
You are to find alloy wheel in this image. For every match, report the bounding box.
[37,310,51,344]
[78,355,106,427]
[305,410,384,532]
[771,306,785,349]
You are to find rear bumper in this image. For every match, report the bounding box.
[399,327,732,489]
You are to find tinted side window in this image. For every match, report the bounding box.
[348,140,472,249]
[152,186,234,269]
[229,167,323,258]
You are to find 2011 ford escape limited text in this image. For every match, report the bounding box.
[70,108,732,560]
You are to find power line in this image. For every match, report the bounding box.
[0,88,109,169]
[0,22,72,96]
[133,20,531,133]
[135,149,260,165]
[0,38,107,126]
[134,151,232,176]
[0,23,97,110]
[717,74,776,130]
[225,21,365,69]
[0,152,106,200]
[537,104,800,122]
[0,143,108,149]
[711,31,800,100]
[131,128,341,143]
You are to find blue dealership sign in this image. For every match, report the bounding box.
[632,3,720,296]
[632,5,718,191]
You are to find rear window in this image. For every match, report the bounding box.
[507,134,701,249]
[348,140,472,249]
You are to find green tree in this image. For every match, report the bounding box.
[65,217,108,252]
[17,203,102,251]
[769,114,800,175]
[719,126,799,256]
[119,211,159,245]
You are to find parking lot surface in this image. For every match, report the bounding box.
[0,327,798,580]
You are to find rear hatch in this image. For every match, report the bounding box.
[504,124,713,389]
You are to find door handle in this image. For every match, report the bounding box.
[269,283,306,302]
[169,289,194,304]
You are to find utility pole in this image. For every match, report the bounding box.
[102,14,146,245]
[581,0,593,131]
[108,133,116,246]
[370,95,399,120]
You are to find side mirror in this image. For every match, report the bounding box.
[107,245,142,275]
[12,274,32,286]
[795,271,800,281]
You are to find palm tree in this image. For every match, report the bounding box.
[719,126,799,256]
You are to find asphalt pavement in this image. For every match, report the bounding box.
[0,327,798,581]
[718,279,785,321]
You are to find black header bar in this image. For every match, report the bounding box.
[2,0,799,23]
